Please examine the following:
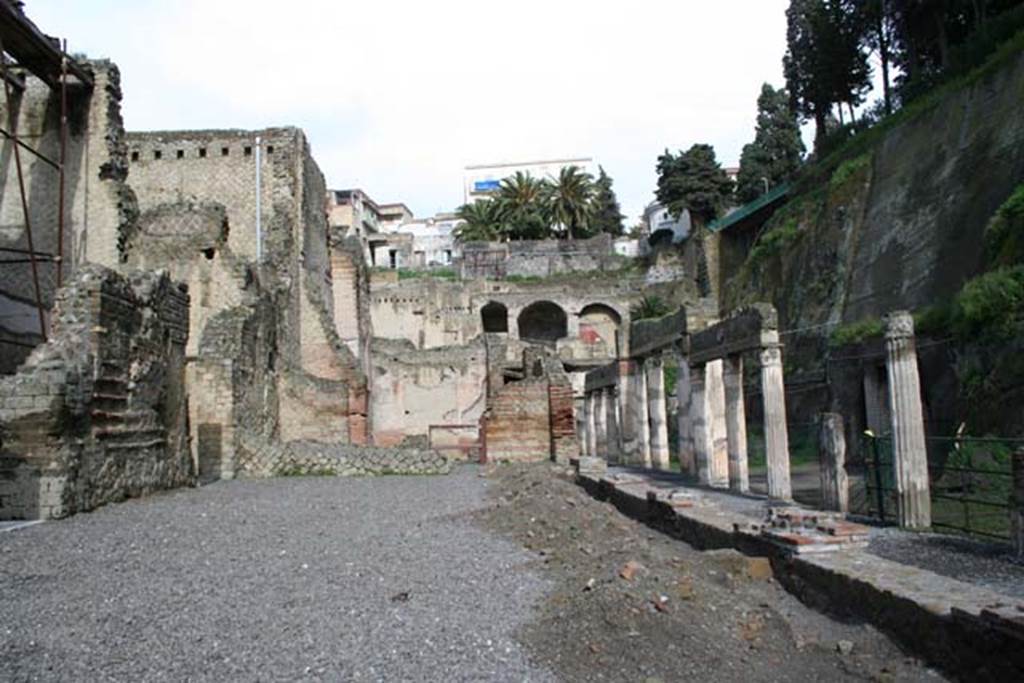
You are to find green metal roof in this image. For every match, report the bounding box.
[707,181,792,233]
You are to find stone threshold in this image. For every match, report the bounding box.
[576,468,1024,681]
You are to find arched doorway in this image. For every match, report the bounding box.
[481,301,509,333]
[517,301,568,343]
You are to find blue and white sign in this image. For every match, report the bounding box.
[473,179,500,192]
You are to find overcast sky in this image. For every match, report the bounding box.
[28,0,798,223]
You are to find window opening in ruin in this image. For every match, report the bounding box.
[517,301,568,344]
[176,149,184,159]
[389,250,397,269]
[154,150,162,160]
[202,247,215,260]
[481,301,508,333]
[244,146,252,156]
[130,151,139,162]
[267,145,274,155]
[199,148,207,158]
[221,147,229,156]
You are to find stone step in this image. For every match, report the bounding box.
[94,426,165,442]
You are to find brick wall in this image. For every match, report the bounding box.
[483,379,551,462]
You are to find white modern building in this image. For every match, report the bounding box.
[462,157,596,204]
[642,201,692,250]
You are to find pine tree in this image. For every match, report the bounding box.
[655,144,734,226]
[735,84,805,204]
[591,166,625,236]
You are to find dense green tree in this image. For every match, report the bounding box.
[591,166,625,236]
[546,165,595,240]
[494,171,551,240]
[735,84,805,204]
[655,144,734,227]
[454,200,503,242]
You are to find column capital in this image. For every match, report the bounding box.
[759,344,783,367]
[884,310,915,340]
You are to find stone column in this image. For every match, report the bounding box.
[674,351,693,476]
[1012,447,1023,560]
[584,392,596,459]
[634,359,652,468]
[706,360,729,488]
[595,388,608,457]
[818,412,849,512]
[646,355,671,471]
[722,354,749,493]
[759,342,792,500]
[605,387,621,464]
[690,362,712,485]
[884,311,931,529]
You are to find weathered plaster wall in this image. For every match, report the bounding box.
[0,265,191,519]
[459,234,627,279]
[369,337,487,447]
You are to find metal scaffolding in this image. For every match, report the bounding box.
[0,1,92,346]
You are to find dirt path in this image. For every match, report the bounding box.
[475,463,945,682]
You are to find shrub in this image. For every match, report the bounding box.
[749,218,801,265]
[630,295,671,321]
[951,265,1024,340]
[984,183,1024,268]
[829,317,884,347]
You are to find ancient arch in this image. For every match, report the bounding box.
[517,301,568,343]
[481,301,509,333]
[578,303,621,350]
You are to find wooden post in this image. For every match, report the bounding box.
[818,413,849,512]
[884,311,931,529]
[723,354,749,492]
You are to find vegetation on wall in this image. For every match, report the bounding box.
[629,295,671,321]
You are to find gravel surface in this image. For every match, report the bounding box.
[477,463,944,682]
[867,529,1024,599]
[0,467,556,682]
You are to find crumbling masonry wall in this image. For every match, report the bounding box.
[0,62,135,371]
[0,265,191,519]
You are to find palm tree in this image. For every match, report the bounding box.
[454,200,502,242]
[546,165,595,240]
[494,171,550,240]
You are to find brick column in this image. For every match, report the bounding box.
[634,359,651,467]
[646,355,671,471]
[759,343,792,500]
[723,354,749,492]
[818,412,849,512]
[884,311,931,529]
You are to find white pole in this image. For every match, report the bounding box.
[255,135,262,262]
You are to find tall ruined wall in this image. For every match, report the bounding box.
[0,265,191,520]
[0,62,135,370]
[124,127,368,467]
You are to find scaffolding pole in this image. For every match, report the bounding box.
[0,37,46,340]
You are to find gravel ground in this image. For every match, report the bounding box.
[867,529,1024,599]
[0,467,556,682]
[477,463,945,683]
